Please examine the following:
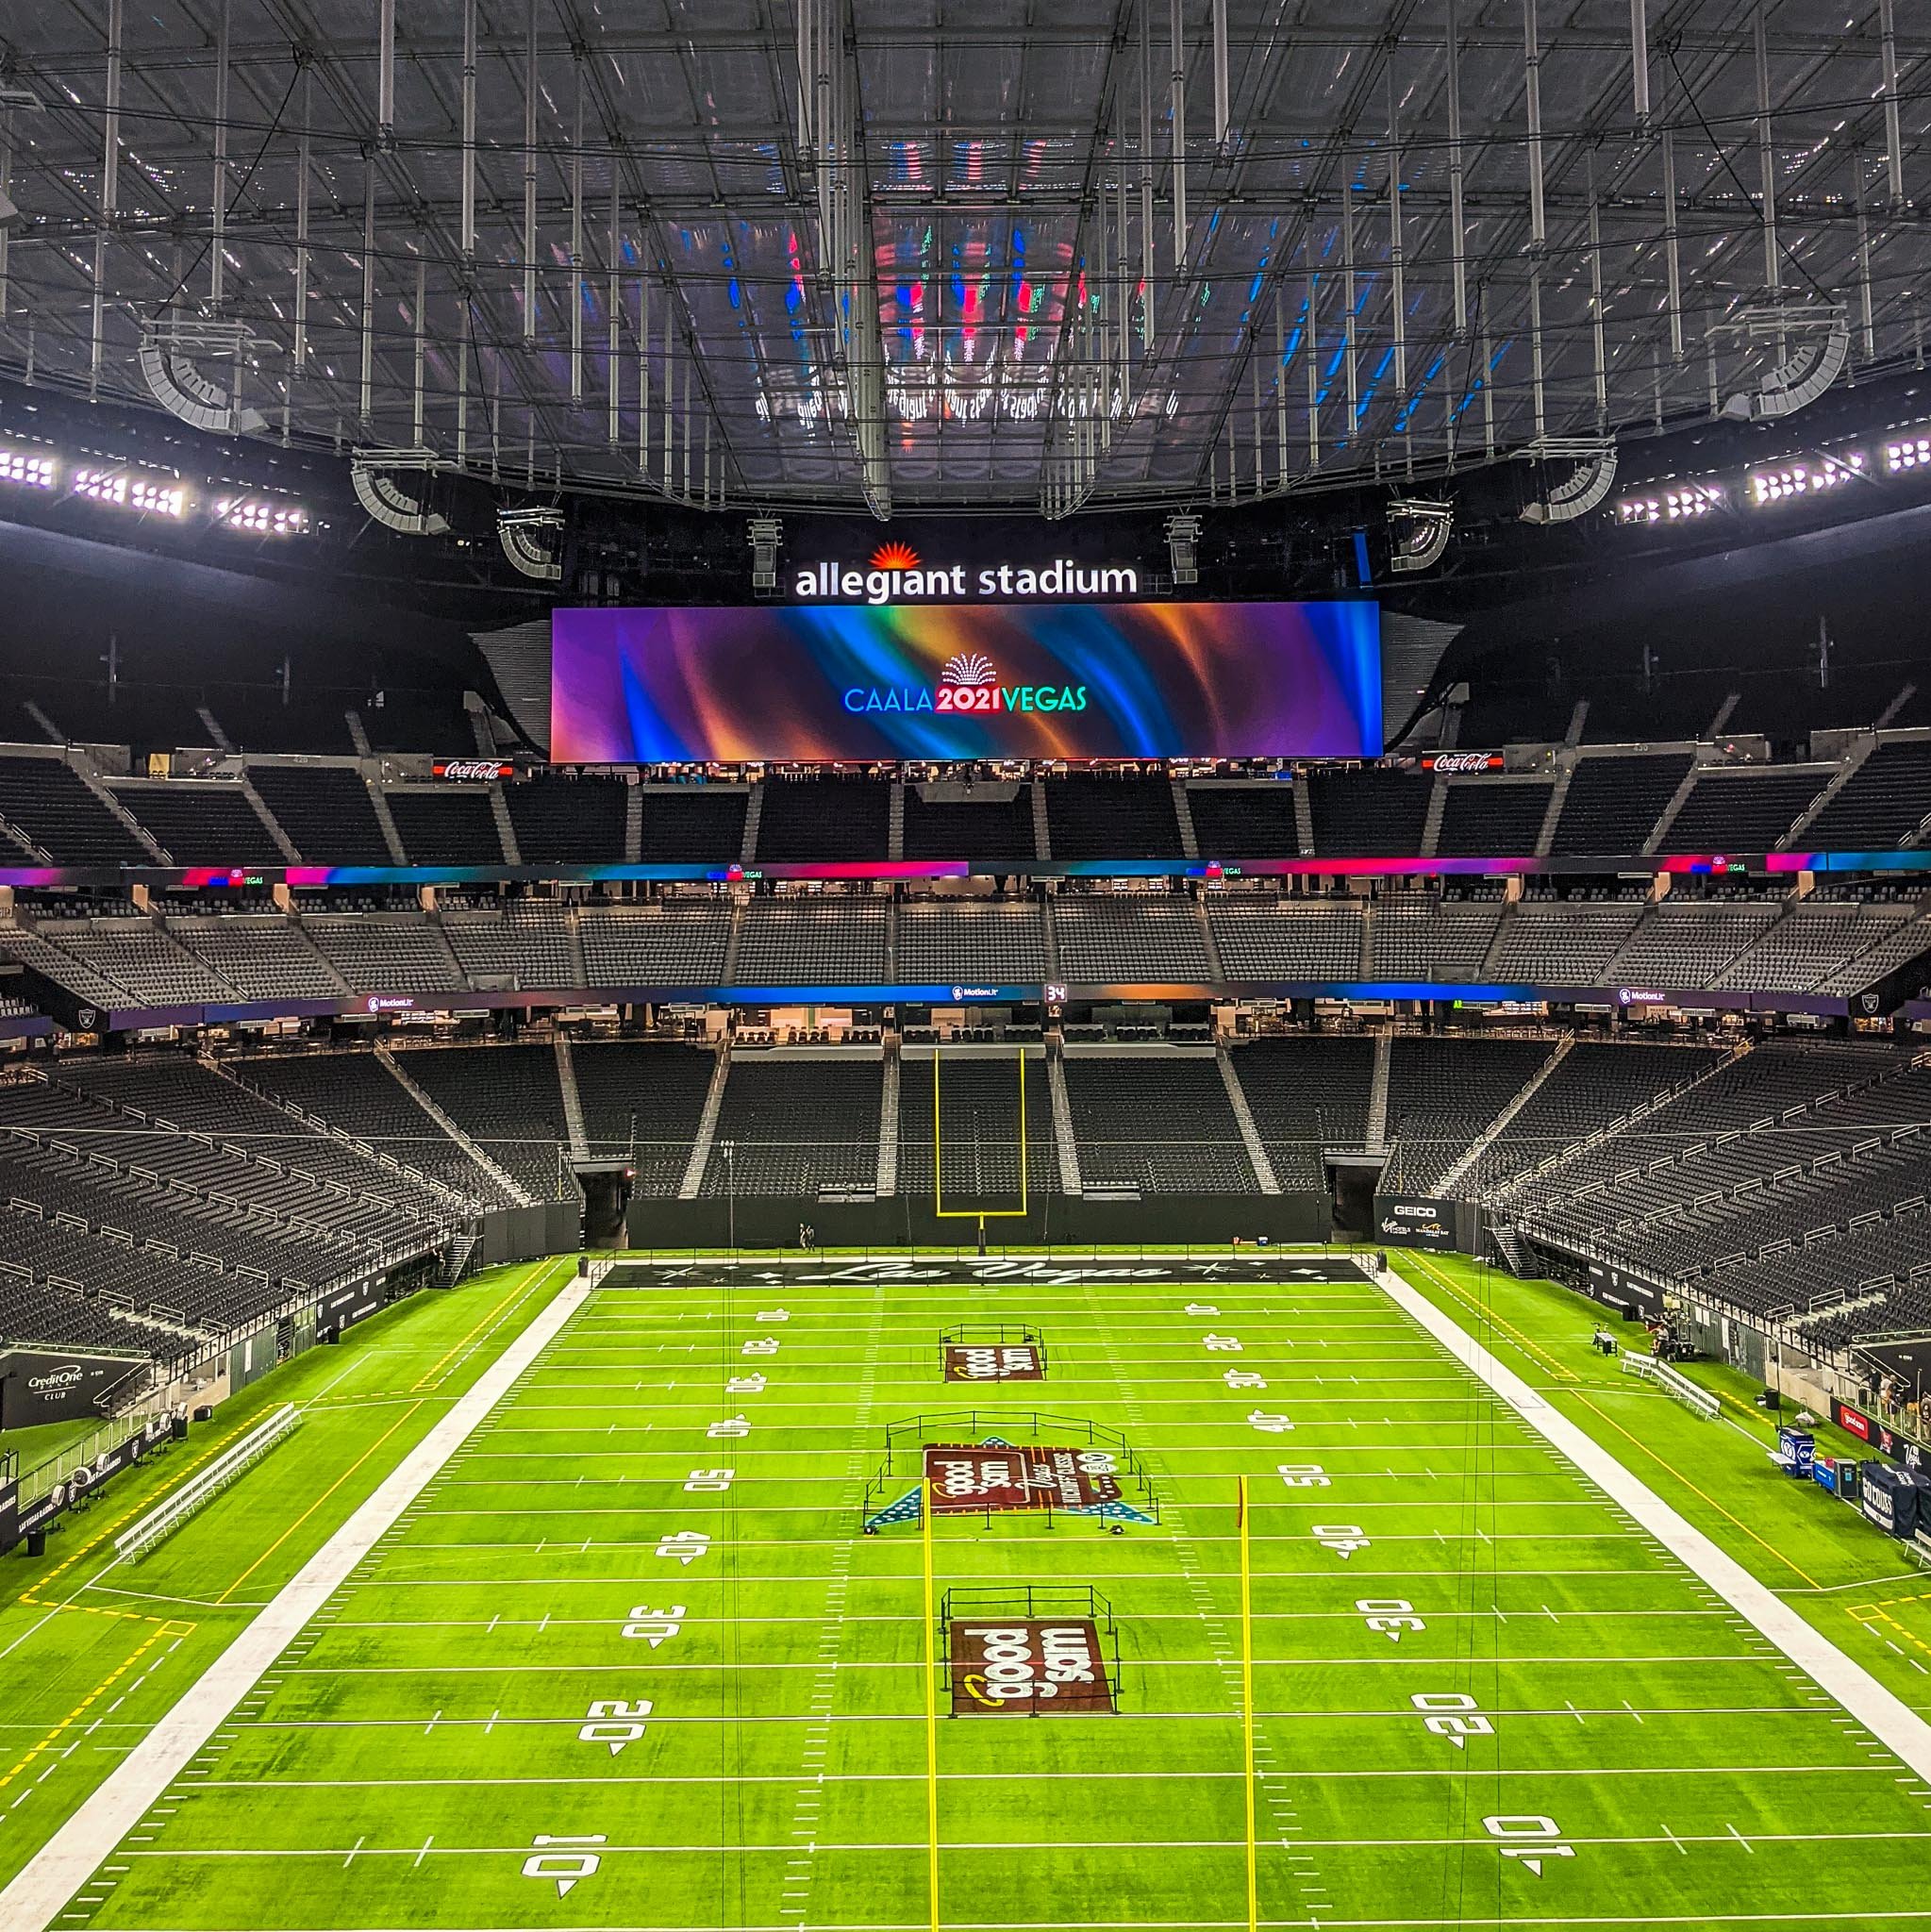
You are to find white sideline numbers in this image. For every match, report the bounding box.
[524,1834,606,1897]
[622,1603,684,1644]
[579,1698,653,1754]
[1313,1522,1370,1557]
[742,1337,780,1356]
[707,1415,751,1439]
[1358,1596,1423,1640]
[1248,1410,1293,1434]
[1277,1463,1329,1488]
[1412,1691,1493,1745]
[1483,1814,1573,1874]
[656,1529,710,1563]
[684,1467,735,1492]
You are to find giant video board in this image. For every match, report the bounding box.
[550,600,1381,762]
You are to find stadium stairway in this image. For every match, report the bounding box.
[375,1045,535,1206]
[1366,1035,1393,1153]
[1217,1047,1280,1193]
[1045,1043,1083,1193]
[679,1043,732,1199]
[553,1032,590,1160]
[1437,1038,1573,1194]
[875,1046,900,1196]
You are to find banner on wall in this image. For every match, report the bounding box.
[0,1347,144,1429]
[550,601,1383,763]
[1832,1398,1927,1474]
[1373,1196,1457,1250]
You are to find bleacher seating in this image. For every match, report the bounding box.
[1231,1035,1375,1177]
[110,781,285,865]
[903,784,1038,860]
[1187,784,1302,858]
[397,1045,573,1200]
[0,757,151,862]
[571,1041,719,1196]
[441,899,578,989]
[1490,898,1646,986]
[387,788,506,865]
[899,899,1048,983]
[1372,898,1504,979]
[1207,897,1362,979]
[579,898,734,985]
[1305,770,1432,857]
[1664,770,1830,851]
[1802,741,1931,849]
[639,788,748,860]
[247,764,392,863]
[1043,776,1182,858]
[240,1051,517,1207]
[701,1057,880,1195]
[1604,900,1783,989]
[304,915,466,991]
[1059,1052,1257,1193]
[1054,894,1214,980]
[754,777,891,861]
[507,773,629,864]
[163,916,345,1000]
[1547,755,1691,855]
[733,896,890,984]
[1433,781,1553,857]
[32,917,243,1007]
[1381,1036,1553,1191]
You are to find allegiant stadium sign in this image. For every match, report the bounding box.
[795,544,1141,605]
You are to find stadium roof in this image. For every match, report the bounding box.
[1,2,1926,516]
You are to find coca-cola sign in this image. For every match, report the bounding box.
[1422,752,1506,774]
[431,758,516,780]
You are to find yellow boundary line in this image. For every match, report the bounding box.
[922,1476,940,1932]
[1407,1253,1578,1382]
[1239,1474,1257,1932]
[0,1618,192,1795]
[215,1400,424,1606]
[411,1257,566,1393]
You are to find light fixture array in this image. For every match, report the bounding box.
[0,439,308,533]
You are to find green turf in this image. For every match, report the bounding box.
[7,1249,1931,1931]
[0,1258,578,1886]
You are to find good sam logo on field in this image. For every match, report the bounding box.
[844,648,1089,718]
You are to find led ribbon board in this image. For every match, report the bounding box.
[550,600,1382,761]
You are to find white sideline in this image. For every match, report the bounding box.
[1378,1262,1931,1781]
[0,1264,590,1932]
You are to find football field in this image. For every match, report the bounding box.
[10,1251,1931,1931]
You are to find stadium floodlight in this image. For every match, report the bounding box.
[138,317,267,437]
[1714,304,1851,423]
[1518,437,1618,525]
[497,506,565,581]
[1387,499,1454,575]
[1164,513,1202,585]
[213,495,309,536]
[351,448,451,537]
[748,516,783,591]
[1615,481,1724,525]
[1747,450,1866,507]
[0,441,55,490]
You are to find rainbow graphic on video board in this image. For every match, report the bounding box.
[549,601,1383,762]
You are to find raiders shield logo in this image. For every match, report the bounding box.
[75,1008,97,1029]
